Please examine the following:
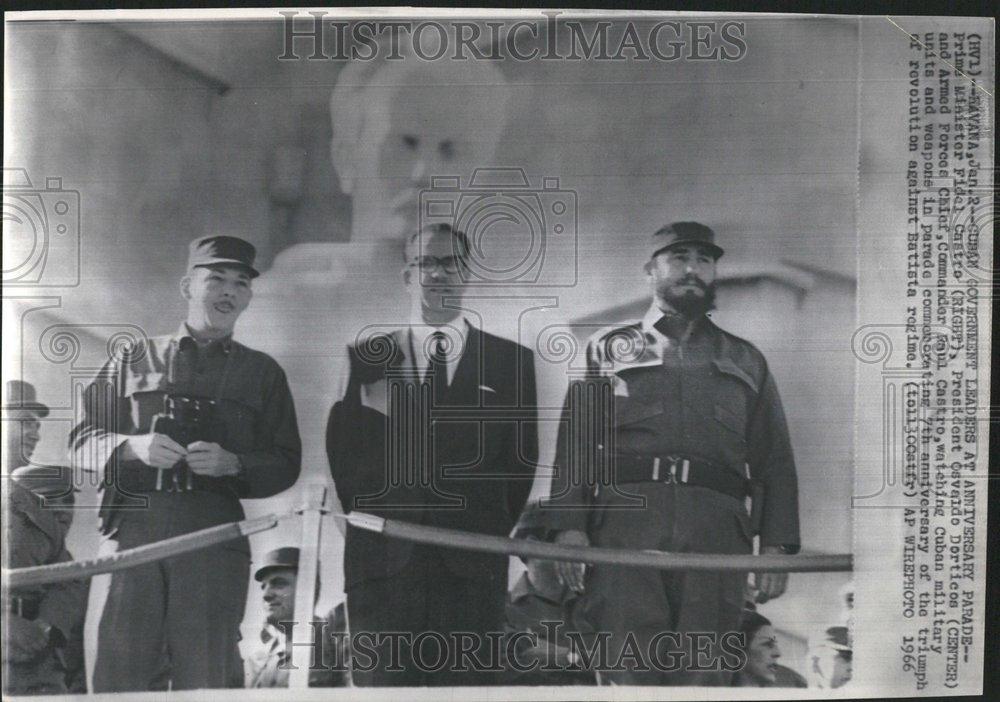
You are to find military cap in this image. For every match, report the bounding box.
[188,235,260,278]
[254,547,300,581]
[3,380,49,418]
[812,625,852,653]
[10,465,79,502]
[651,222,724,260]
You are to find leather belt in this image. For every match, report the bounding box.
[610,454,749,501]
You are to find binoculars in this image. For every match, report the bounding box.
[151,394,226,491]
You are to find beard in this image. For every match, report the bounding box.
[660,277,717,318]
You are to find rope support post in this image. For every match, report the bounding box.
[288,484,329,690]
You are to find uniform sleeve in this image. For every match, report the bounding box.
[746,367,800,551]
[504,345,539,520]
[326,349,360,517]
[68,359,132,481]
[238,364,302,499]
[544,339,606,534]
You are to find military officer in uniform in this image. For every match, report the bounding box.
[3,381,89,695]
[546,222,800,685]
[70,236,302,692]
[244,547,348,688]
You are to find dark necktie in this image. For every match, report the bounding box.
[429,331,448,389]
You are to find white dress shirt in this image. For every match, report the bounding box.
[406,317,472,385]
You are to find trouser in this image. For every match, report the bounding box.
[347,543,506,687]
[92,492,249,692]
[579,482,752,686]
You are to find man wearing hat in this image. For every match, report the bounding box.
[806,625,852,688]
[4,380,49,475]
[3,381,89,694]
[70,236,302,692]
[545,222,800,685]
[244,547,348,688]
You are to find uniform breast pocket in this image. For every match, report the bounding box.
[612,397,665,427]
[223,397,263,452]
[708,360,759,439]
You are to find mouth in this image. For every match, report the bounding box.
[213,301,235,314]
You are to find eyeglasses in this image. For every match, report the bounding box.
[409,256,462,274]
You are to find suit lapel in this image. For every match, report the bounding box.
[446,322,482,405]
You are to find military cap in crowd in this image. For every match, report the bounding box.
[254,547,300,581]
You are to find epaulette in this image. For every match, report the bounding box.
[585,321,649,369]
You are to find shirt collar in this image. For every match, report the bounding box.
[641,302,664,336]
[641,302,705,342]
[407,316,474,364]
[174,323,234,354]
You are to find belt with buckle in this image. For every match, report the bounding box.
[610,453,749,501]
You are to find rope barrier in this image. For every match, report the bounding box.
[2,508,851,591]
[3,512,285,589]
[347,512,853,572]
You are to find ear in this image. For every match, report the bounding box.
[180,275,192,300]
[330,135,356,196]
[402,266,412,286]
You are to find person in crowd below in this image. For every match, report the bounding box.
[3,380,89,695]
[807,625,852,689]
[732,611,806,687]
[546,222,800,685]
[70,236,302,692]
[504,501,595,686]
[245,547,348,688]
[326,222,539,686]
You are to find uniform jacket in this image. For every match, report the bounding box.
[69,327,302,532]
[547,310,800,551]
[2,482,89,693]
[244,608,347,688]
[326,321,538,590]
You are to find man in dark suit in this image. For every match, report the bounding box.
[326,222,539,686]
